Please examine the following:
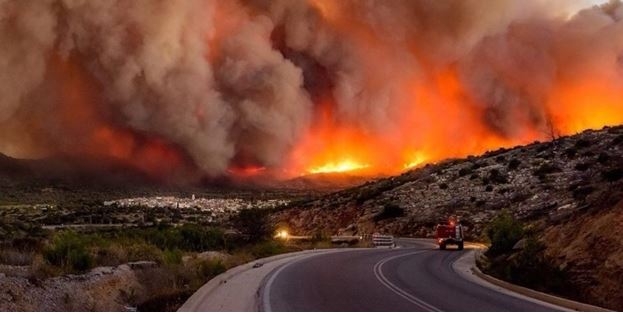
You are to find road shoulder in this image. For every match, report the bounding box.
[453,248,609,312]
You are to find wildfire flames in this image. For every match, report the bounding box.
[309,160,370,175]
[1,0,622,182]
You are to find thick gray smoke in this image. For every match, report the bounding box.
[0,0,621,178]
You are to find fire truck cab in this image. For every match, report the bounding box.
[435,217,464,250]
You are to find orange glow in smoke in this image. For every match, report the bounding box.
[51,54,188,180]
[227,165,267,177]
[43,1,623,180]
[549,81,623,135]
[286,61,623,176]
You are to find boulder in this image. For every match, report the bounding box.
[512,238,527,250]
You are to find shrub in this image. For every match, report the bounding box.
[374,203,405,222]
[234,208,273,243]
[572,185,594,201]
[574,139,591,149]
[602,168,623,182]
[197,259,226,278]
[507,159,521,170]
[581,151,595,157]
[439,183,449,189]
[597,153,610,164]
[496,237,573,295]
[471,162,484,170]
[43,232,93,272]
[486,210,524,255]
[458,168,472,177]
[510,192,531,203]
[250,241,289,258]
[177,224,224,251]
[311,230,327,243]
[94,243,128,266]
[536,143,550,153]
[563,148,577,158]
[574,163,590,171]
[488,169,508,184]
[126,242,164,262]
[533,163,561,177]
[0,249,33,266]
[163,249,183,265]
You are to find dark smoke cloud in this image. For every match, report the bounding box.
[0,0,621,177]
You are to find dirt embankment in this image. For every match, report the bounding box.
[0,253,229,312]
[0,264,143,311]
[542,201,623,310]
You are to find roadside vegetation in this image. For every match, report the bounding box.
[0,207,351,311]
[478,210,577,299]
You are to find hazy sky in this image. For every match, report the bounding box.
[582,0,611,8]
[567,0,610,15]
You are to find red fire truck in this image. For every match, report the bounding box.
[435,217,464,250]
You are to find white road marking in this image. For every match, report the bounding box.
[260,249,369,312]
[373,250,441,312]
[261,255,306,312]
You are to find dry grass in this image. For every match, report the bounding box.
[29,254,62,279]
[0,248,33,266]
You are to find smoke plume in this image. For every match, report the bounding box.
[0,0,622,180]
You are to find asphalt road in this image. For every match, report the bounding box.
[261,240,562,311]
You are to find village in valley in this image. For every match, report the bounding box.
[1,195,291,230]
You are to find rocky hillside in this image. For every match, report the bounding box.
[274,125,623,310]
[275,125,623,237]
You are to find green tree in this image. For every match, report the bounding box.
[486,210,524,255]
[234,208,273,243]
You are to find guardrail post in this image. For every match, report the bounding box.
[372,234,395,247]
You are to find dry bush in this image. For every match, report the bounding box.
[93,243,129,266]
[0,248,34,266]
[134,258,227,311]
[30,254,61,280]
[125,242,164,263]
[224,251,253,269]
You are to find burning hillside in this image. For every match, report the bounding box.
[1,0,622,182]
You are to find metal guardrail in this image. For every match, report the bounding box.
[330,235,362,244]
[372,234,395,247]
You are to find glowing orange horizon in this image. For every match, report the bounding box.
[284,67,623,177]
[308,159,370,174]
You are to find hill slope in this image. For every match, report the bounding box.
[274,125,623,310]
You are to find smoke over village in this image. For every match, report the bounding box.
[1,0,622,182]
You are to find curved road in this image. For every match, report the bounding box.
[261,240,562,312]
